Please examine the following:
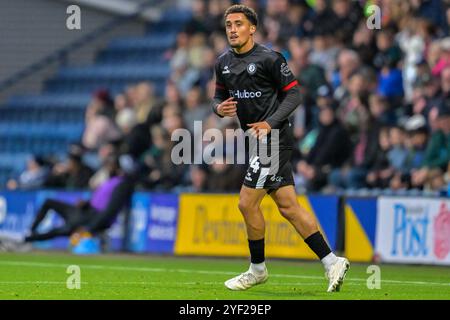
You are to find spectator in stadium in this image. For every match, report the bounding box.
[205,0,233,34]
[336,72,371,140]
[387,125,409,173]
[366,127,394,189]
[303,84,337,135]
[161,103,185,136]
[378,61,405,102]
[369,94,397,126]
[390,114,430,190]
[432,37,450,76]
[422,74,442,115]
[411,104,450,190]
[116,107,138,137]
[206,156,245,193]
[178,164,209,193]
[141,125,185,191]
[411,0,448,36]
[197,47,216,89]
[309,0,338,36]
[188,33,209,71]
[351,20,377,67]
[295,104,352,192]
[331,0,363,46]
[6,155,49,191]
[397,17,427,101]
[328,108,380,190]
[82,90,121,151]
[182,85,210,133]
[164,81,183,109]
[170,32,192,92]
[132,82,160,124]
[276,1,309,40]
[209,31,229,57]
[114,105,152,161]
[441,64,450,98]
[45,146,93,190]
[332,49,361,99]
[289,38,328,106]
[373,27,403,72]
[309,32,340,83]
[183,0,208,35]
[88,141,120,190]
[24,154,135,242]
[113,93,130,112]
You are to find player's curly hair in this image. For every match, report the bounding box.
[224,4,258,27]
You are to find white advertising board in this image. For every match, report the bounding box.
[376,197,450,265]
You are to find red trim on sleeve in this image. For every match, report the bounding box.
[282,80,299,92]
[216,83,225,90]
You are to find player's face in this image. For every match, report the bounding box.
[225,13,255,49]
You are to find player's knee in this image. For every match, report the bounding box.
[238,199,257,215]
[278,205,297,221]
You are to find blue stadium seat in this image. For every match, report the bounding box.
[0,8,184,189]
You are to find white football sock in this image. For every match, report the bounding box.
[250,262,266,274]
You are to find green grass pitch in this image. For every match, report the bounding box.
[0,252,449,300]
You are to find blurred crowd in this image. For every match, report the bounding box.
[7,0,450,195]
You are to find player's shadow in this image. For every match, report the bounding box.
[247,289,318,298]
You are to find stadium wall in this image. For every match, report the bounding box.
[0,191,449,265]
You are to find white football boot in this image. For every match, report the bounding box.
[325,257,350,292]
[224,267,268,291]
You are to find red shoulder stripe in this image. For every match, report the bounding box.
[282,80,299,92]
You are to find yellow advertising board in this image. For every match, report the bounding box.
[174,194,327,259]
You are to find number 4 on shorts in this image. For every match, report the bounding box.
[250,156,260,173]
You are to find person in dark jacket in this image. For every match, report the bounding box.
[296,105,352,191]
[366,127,393,189]
[328,112,380,190]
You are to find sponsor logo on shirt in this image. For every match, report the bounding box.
[229,89,262,99]
[222,66,230,74]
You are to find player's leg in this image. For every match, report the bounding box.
[269,185,319,238]
[269,185,349,292]
[24,225,73,242]
[238,185,267,240]
[29,199,76,233]
[224,185,268,291]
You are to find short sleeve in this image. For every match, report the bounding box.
[270,53,298,92]
[214,61,226,91]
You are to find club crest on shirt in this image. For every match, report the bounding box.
[247,63,257,75]
[280,62,292,76]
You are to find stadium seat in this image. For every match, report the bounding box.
[0,7,186,189]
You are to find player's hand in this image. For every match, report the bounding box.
[247,121,271,139]
[217,97,237,117]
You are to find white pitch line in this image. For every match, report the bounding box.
[0,281,329,286]
[0,260,449,287]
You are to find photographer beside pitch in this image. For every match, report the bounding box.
[212,5,349,292]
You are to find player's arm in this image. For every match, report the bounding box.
[265,54,302,129]
[212,61,237,118]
